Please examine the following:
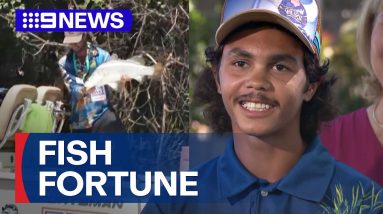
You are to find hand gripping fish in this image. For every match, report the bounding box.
[84,58,160,91]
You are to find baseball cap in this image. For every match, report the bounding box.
[216,0,322,58]
[63,32,84,44]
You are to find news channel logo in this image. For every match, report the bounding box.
[15,9,133,32]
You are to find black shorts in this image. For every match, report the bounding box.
[92,109,126,132]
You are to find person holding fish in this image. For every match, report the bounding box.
[58,32,127,133]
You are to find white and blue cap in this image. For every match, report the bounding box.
[216,0,322,58]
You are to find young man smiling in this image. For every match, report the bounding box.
[142,0,383,213]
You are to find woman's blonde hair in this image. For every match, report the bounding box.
[356,0,383,102]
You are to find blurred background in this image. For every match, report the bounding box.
[190,0,369,132]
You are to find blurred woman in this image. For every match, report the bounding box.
[320,0,383,185]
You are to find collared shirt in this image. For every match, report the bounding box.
[142,136,383,214]
[59,43,110,130]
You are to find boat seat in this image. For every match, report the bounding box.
[0,84,37,150]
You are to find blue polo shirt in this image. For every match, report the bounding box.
[142,136,383,213]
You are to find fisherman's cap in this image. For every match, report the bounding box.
[216,0,322,58]
[63,32,84,44]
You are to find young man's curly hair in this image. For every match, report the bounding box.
[193,23,336,143]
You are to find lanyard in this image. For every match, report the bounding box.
[73,52,90,80]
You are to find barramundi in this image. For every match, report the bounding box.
[84,58,159,90]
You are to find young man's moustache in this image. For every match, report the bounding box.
[234,93,279,107]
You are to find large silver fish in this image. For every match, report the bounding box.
[84,58,155,90]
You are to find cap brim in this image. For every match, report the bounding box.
[63,34,83,44]
[215,9,314,54]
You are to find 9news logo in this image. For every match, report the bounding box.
[15,9,133,32]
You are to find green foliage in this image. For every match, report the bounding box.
[328,18,369,115]
[0,0,25,29]
[189,0,220,124]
